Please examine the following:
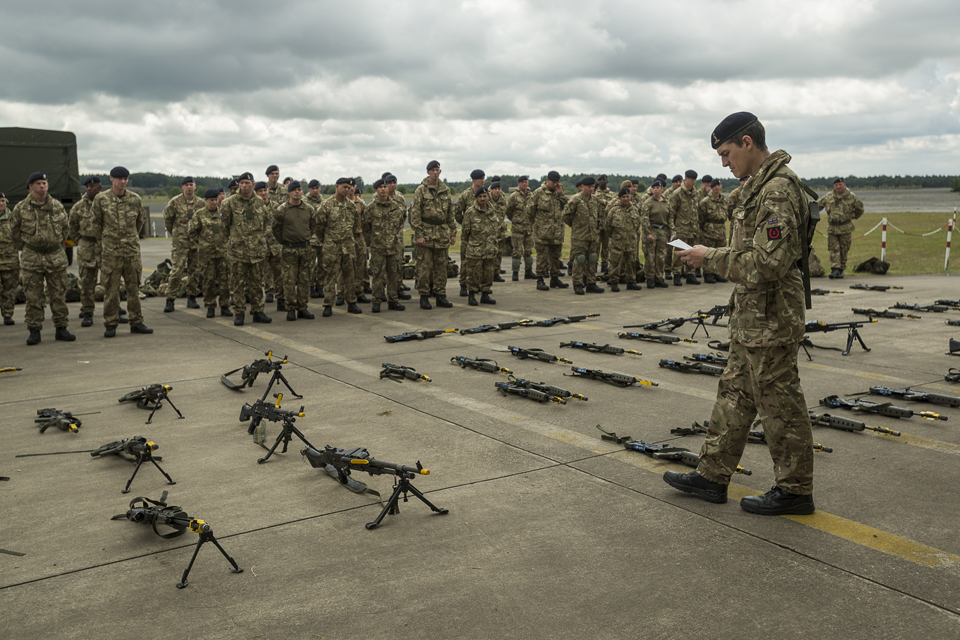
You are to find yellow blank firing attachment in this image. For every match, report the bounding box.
[420,374,432,382]
[558,357,573,364]
[146,441,158,451]
[189,519,210,533]
[68,423,78,433]
[162,385,172,392]
[419,468,430,475]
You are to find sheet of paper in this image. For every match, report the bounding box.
[667,239,692,250]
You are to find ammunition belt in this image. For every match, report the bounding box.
[23,242,60,254]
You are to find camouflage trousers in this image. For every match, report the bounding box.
[511,227,534,259]
[22,268,69,330]
[827,232,852,270]
[281,247,314,311]
[1,267,19,319]
[349,235,368,297]
[464,257,496,293]
[599,229,610,267]
[608,247,638,283]
[370,251,399,303]
[569,240,600,287]
[645,228,669,280]
[535,243,562,279]
[102,254,143,327]
[311,245,325,290]
[166,243,200,299]
[697,341,814,495]
[230,260,264,315]
[416,246,449,297]
[323,251,356,306]
[671,231,698,276]
[200,255,230,309]
[263,250,283,298]
[77,237,100,315]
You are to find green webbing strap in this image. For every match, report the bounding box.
[1,548,25,556]
[322,464,383,506]
[595,424,632,444]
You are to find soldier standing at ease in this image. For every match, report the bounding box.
[819,177,864,279]
[90,166,152,338]
[363,179,406,313]
[316,178,363,316]
[488,180,508,282]
[527,170,569,291]
[605,187,642,292]
[220,173,273,326]
[0,193,20,326]
[346,185,371,304]
[562,176,604,296]
[410,161,456,309]
[273,181,317,321]
[305,179,325,299]
[456,169,485,297]
[163,176,202,312]
[263,165,285,310]
[68,176,102,327]
[188,189,231,317]
[383,173,411,302]
[668,169,702,286]
[593,175,614,274]
[698,178,729,283]
[9,172,76,345]
[506,175,535,281]
[667,112,816,516]
[640,179,671,289]
[460,187,499,306]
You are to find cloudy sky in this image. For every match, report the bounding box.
[2,0,958,184]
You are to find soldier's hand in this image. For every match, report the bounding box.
[449,236,456,246]
[646,234,654,242]
[677,245,708,269]
[416,237,426,246]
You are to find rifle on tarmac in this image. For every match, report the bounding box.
[868,386,960,408]
[535,313,600,327]
[624,305,728,338]
[458,320,534,335]
[936,299,960,307]
[238,393,313,463]
[617,332,697,345]
[800,318,875,357]
[301,445,448,530]
[379,363,431,383]
[501,346,572,364]
[851,308,917,320]
[91,435,177,493]
[948,319,960,327]
[1,366,22,375]
[507,375,587,402]
[747,428,833,453]
[220,350,301,400]
[118,384,184,424]
[450,356,512,375]
[946,368,960,383]
[819,395,947,421]
[892,302,950,313]
[622,439,752,475]
[809,412,901,436]
[684,353,728,365]
[495,381,566,404]
[849,284,902,291]
[559,341,640,356]
[658,359,724,376]
[112,491,242,588]
[34,408,96,434]
[383,328,457,343]
[566,366,658,388]
[811,289,844,296]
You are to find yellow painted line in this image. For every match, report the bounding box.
[799,361,914,385]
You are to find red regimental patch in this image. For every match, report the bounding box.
[767,227,781,240]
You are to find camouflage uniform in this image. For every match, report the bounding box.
[305,192,325,293]
[90,189,146,327]
[390,192,408,291]
[188,205,230,309]
[162,193,202,301]
[456,186,477,292]
[316,195,359,306]
[488,189,509,257]
[697,149,814,495]
[273,199,318,312]
[606,200,641,284]
[594,187,615,269]
[818,189,864,271]
[9,194,70,332]
[68,193,100,317]
[220,192,271,315]
[263,184,285,298]
[410,177,456,297]
[505,188,534,274]
[461,202,500,294]
[363,196,405,303]
[561,193,601,287]
[640,196,671,282]
[726,184,745,245]
[698,193,729,279]
[346,199,368,298]
[526,185,568,279]
[0,203,21,322]
[668,184,699,277]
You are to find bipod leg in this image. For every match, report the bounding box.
[256,424,289,463]
[144,400,162,425]
[122,456,146,494]
[175,530,243,589]
[798,339,814,361]
[162,393,185,420]
[273,371,302,399]
[689,319,710,339]
[364,477,448,530]
[148,454,177,487]
[843,327,870,356]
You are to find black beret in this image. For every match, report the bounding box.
[283,176,292,183]
[373,179,385,189]
[711,111,758,149]
[218,187,224,193]
[672,175,683,182]
[684,169,698,180]
[618,187,630,197]
[354,186,362,195]
[384,174,398,184]
[204,188,220,199]
[82,176,101,186]
[381,172,392,179]
[581,177,596,186]
[702,174,712,183]
[307,179,320,188]
[470,169,485,180]
[833,177,845,184]
[490,175,501,183]
[287,181,301,192]
[547,170,561,182]
[109,166,129,179]
[426,160,440,171]
[266,165,279,174]
[474,186,488,196]
[0,192,5,199]
[598,174,607,180]
[652,179,665,188]
[238,172,254,182]
[575,179,583,188]
[27,171,47,186]
[336,177,354,186]
[254,181,267,191]
[180,176,195,186]
[490,182,501,189]
[228,179,239,188]
[631,179,639,185]
[711,178,721,188]
[518,175,529,182]
[740,175,748,182]
[656,173,667,181]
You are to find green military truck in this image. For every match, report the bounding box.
[0,127,83,263]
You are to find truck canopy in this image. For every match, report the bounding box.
[0,127,82,206]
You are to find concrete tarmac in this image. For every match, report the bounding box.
[2,239,960,639]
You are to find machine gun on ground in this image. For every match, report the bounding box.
[936,299,960,306]
[809,412,901,436]
[946,368,960,383]
[118,384,184,424]
[92,435,177,493]
[849,284,902,291]
[495,381,566,404]
[559,341,640,356]
[507,376,587,402]
[811,289,844,296]
[819,395,947,421]
[34,408,94,434]
[451,356,511,375]
[624,305,727,338]
[379,363,431,383]
[384,328,457,343]
[658,359,724,376]
[302,446,448,530]
[617,332,696,345]
[851,308,916,319]
[684,353,728,365]
[534,313,600,327]
[623,439,752,475]
[747,428,833,453]
[239,393,313,463]
[868,386,960,408]
[501,346,572,364]
[459,320,533,335]
[566,366,658,388]
[892,302,950,313]
[112,491,242,588]
[800,318,875,358]
[220,350,301,400]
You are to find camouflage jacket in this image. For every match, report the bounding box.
[699,194,728,241]
[562,193,601,245]
[461,203,500,260]
[411,178,456,247]
[273,200,317,245]
[69,194,100,268]
[162,193,202,247]
[363,197,405,254]
[305,193,324,247]
[488,192,508,235]
[0,207,20,269]
[593,188,615,220]
[267,184,286,209]
[316,196,359,255]
[703,149,807,347]
[726,185,744,218]
[91,189,145,259]
[606,202,641,250]
[456,186,478,225]
[188,206,225,259]
[505,189,533,232]
[390,192,408,251]
[818,189,864,235]
[668,184,699,239]
[526,185,568,244]
[219,192,270,262]
[640,196,670,237]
